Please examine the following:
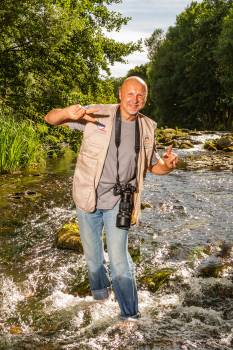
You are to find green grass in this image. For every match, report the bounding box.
[0,114,45,174]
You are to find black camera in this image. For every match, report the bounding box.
[113,183,136,229]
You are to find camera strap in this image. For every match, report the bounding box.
[115,107,140,187]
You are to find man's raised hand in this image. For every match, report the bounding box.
[63,104,99,123]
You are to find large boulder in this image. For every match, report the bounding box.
[216,136,232,150]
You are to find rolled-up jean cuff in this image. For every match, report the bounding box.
[91,288,109,300]
[120,311,141,320]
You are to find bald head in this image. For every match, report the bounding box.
[119,76,148,120]
[120,76,148,97]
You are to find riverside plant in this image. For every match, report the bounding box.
[0,115,45,174]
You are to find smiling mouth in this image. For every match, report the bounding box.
[129,104,139,109]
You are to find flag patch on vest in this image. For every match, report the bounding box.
[96,121,106,132]
[144,136,152,148]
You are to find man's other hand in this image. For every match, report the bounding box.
[162,145,178,170]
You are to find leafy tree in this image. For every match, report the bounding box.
[215,7,233,129]
[147,0,233,130]
[0,0,139,119]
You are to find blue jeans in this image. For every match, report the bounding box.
[77,201,139,319]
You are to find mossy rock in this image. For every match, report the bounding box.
[56,219,83,253]
[179,141,194,149]
[189,131,202,136]
[9,325,23,335]
[139,268,175,293]
[70,275,91,297]
[141,202,153,210]
[128,245,141,264]
[171,140,179,148]
[188,246,210,263]
[216,136,232,149]
[204,141,217,151]
[204,136,233,151]
[157,128,189,146]
[162,128,177,133]
[223,146,233,152]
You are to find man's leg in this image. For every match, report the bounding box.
[77,208,111,300]
[103,202,139,319]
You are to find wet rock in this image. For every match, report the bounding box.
[71,278,91,297]
[198,256,224,278]
[139,268,175,292]
[169,242,189,260]
[171,140,179,148]
[128,245,141,264]
[157,128,189,146]
[189,131,202,136]
[188,246,210,268]
[223,145,233,152]
[56,219,83,253]
[217,241,233,258]
[70,268,91,297]
[141,202,153,210]
[179,140,194,149]
[216,136,232,149]
[202,130,217,134]
[9,325,23,335]
[10,190,41,201]
[178,152,233,171]
[204,135,233,151]
[204,140,217,151]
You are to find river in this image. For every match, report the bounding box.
[0,136,232,350]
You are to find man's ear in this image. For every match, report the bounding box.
[118,87,122,101]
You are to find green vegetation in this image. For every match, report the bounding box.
[0,113,45,173]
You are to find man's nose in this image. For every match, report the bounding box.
[131,95,138,103]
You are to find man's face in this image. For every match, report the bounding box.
[119,79,147,117]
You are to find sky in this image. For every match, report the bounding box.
[107,0,202,77]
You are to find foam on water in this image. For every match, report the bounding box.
[0,277,25,319]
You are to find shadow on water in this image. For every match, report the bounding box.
[0,143,233,350]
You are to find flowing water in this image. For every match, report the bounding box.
[0,140,233,350]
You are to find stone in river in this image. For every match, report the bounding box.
[9,325,23,335]
[198,256,224,278]
[56,219,83,253]
[179,140,194,149]
[216,136,232,149]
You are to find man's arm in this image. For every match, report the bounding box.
[149,145,178,175]
[44,104,99,125]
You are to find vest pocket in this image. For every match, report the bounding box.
[73,154,98,212]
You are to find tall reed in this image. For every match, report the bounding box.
[0,114,45,173]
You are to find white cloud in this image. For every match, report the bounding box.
[106,0,203,77]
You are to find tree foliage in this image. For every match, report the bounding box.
[0,0,139,119]
[147,0,233,130]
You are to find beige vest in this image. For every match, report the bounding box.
[72,104,157,224]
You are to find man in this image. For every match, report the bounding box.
[45,76,178,321]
